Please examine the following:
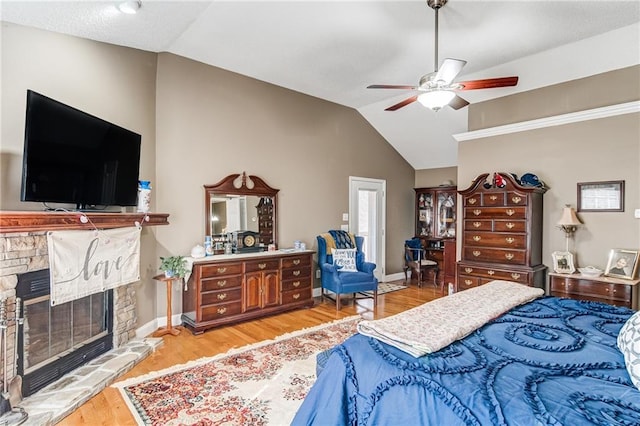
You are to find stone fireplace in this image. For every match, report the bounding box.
[0,231,138,400]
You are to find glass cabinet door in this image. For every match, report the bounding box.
[436,191,456,238]
[416,191,434,237]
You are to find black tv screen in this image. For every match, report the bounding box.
[20,90,141,210]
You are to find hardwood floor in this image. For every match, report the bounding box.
[59,280,444,425]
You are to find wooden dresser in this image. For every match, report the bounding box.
[182,250,314,334]
[549,272,639,308]
[457,172,547,291]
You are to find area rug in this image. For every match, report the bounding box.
[113,316,360,425]
[363,281,408,296]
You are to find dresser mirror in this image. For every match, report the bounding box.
[205,172,279,248]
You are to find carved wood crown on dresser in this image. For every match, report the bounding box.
[457,172,547,291]
[182,250,314,334]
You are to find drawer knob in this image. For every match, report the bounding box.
[468,199,477,205]
[473,235,481,242]
[473,209,482,216]
[293,281,301,287]
[217,267,227,273]
[258,263,267,269]
[512,196,522,204]
[511,273,521,280]
[293,259,301,265]
[505,237,515,244]
[506,209,515,216]
[473,250,481,257]
[465,279,473,285]
[217,280,227,288]
[488,270,495,275]
[217,307,227,315]
[217,293,227,300]
[473,222,482,228]
[506,222,515,229]
[505,253,514,260]
[489,195,498,201]
[465,267,473,273]
[293,270,301,276]
[293,293,301,300]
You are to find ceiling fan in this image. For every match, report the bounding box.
[367,0,519,112]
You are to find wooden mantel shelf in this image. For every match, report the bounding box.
[0,211,169,233]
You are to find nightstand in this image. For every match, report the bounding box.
[549,272,640,309]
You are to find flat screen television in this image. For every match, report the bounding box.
[20,90,141,210]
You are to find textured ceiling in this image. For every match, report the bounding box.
[2,1,639,169]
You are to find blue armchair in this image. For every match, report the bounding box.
[317,233,378,311]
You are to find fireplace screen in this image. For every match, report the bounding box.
[23,293,108,374]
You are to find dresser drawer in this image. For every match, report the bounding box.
[550,276,631,304]
[201,301,243,321]
[464,195,481,207]
[281,266,311,280]
[464,220,493,231]
[506,192,528,206]
[201,288,242,305]
[281,288,312,305]
[282,255,311,269]
[465,207,526,220]
[458,275,480,290]
[201,275,242,292]
[464,232,527,249]
[463,247,526,265]
[494,220,527,233]
[458,265,530,284]
[482,193,505,206]
[282,277,311,292]
[200,262,243,278]
[245,259,280,272]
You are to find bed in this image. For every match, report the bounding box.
[292,281,640,425]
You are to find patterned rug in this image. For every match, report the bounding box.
[363,281,408,296]
[113,316,360,425]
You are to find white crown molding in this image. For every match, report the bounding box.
[453,101,640,142]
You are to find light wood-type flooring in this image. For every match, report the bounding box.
[59,280,444,425]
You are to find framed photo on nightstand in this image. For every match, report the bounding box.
[605,249,639,280]
[552,251,575,274]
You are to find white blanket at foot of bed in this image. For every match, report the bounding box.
[357,280,544,357]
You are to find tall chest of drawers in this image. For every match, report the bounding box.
[457,172,547,291]
[182,251,314,334]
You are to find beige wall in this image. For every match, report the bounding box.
[0,23,159,325]
[459,66,640,273]
[154,53,415,287]
[415,167,458,188]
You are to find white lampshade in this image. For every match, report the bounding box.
[557,206,582,226]
[417,90,455,111]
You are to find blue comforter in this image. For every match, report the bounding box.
[292,297,640,425]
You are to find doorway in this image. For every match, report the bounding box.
[349,177,386,281]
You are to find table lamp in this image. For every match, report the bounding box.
[557,205,582,252]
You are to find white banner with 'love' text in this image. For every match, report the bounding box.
[47,227,141,305]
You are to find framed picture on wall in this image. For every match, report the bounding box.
[577,180,624,212]
[604,249,639,280]
[552,251,576,274]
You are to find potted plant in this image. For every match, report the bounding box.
[159,255,188,279]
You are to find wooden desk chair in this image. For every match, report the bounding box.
[404,241,439,287]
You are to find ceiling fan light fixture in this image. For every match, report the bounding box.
[118,1,142,14]
[418,90,455,111]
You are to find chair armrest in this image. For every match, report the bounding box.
[320,262,339,274]
[359,261,376,274]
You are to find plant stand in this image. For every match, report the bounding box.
[152,274,182,337]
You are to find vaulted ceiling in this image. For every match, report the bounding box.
[2,1,639,169]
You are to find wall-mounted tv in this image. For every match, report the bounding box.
[20,90,141,210]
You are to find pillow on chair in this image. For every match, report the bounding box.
[332,248,358,272]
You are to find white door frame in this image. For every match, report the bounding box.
[348,176,386,281]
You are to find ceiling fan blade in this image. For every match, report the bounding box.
[385,96,419,111]
[449,95,470,110]
[434,58,467,85]
[457,76,519,90]
[368,84,418,90]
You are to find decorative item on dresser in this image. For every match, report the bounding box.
[549,272,639,308]
[182,251,313,334]
[413,184,457,288]
[457,172,547,291]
